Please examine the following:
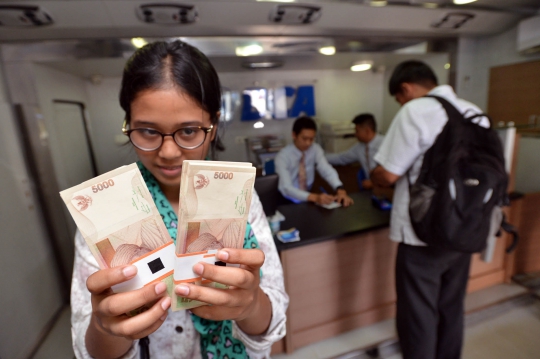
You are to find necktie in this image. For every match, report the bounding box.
[365,144,370,172]
[298,152,307,190]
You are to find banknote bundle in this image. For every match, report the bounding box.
[60,161,256,311]
[172,160,256,310]
[60,163,176,296]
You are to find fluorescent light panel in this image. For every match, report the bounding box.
[453,0,477,4]
[319,46,336,55]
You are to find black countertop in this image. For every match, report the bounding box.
[274,191,391,251]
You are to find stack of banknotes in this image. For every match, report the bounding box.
[60,161,255,311]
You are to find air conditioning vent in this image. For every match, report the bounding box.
[136,3,197,25]
[517,15,540,54]
[269,5,322,25]
[0,5,53,26]
[431,12,475,29]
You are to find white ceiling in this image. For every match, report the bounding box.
[2,0,538,77]
[0,0,538,42]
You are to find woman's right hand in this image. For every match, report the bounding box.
[85,265,171,358]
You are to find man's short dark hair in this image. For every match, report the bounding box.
[352,113,377,132]
[388,60,438,96]
[292,116,317,135]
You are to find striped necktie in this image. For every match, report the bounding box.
[298,152,307,190]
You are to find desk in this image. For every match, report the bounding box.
[275,192,389,251]
[272,191,514,354]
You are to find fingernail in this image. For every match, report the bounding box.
[217,250,229,261]
[161,296,171,311]
[193,263,204,275]
[122,266,137,277]
[176,285,190,296]
[155,282,167,295]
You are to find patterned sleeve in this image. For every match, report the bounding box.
[231,191,289,358]
[71,230,139,359]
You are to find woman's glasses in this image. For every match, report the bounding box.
[122,120,213,151]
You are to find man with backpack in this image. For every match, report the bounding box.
[371,60,494,359]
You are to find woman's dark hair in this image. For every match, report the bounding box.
[120,40,224,155]
[292,116,317,135]
[388,60,438,96]
[352,113,377,132]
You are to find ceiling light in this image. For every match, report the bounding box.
[319,46,336,55]
[351,60,373,72]
[242,61,283,69]
[253,121,265,129]
[131,37,148,49]
[236,44,264,57]
[370,1,388,7]
[453,0,477,4]
[445,63,451,70]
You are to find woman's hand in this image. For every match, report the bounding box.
[175,248,272,336]
[85,265,172,358]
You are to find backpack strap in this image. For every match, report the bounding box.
[500,214,519,253]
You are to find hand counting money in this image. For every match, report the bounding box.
[172,160,256,310]
[60,163,175,294]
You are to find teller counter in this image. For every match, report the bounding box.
[270,191,517,355]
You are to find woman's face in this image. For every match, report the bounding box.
[129,87,216,191]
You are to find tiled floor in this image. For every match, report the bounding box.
[32,283,540,359]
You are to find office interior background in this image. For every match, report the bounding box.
[1,1,540,358]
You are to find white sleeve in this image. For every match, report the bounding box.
[314,145,343,189]
[374,100,446,176]
[71,230,138,359]
[326,144,360,166]
[232,191,289,358]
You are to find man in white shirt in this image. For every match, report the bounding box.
[326,113,385,190]
[371,61,489,359]
[274,116,354,206]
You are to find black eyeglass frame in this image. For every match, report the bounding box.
[122,120,214,151]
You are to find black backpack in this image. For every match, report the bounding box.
[408,95,518,253]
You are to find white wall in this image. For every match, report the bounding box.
[217,68,385,161]
[456,26,540,111]
[456,25,540,193]
[84,77,138,173]
[33,64,93,185]
[0,56,64,359]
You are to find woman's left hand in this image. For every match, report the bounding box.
[174,248,272,335]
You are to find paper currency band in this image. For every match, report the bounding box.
[112,242,176,293]
[174,249,217,283]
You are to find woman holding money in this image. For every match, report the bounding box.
[71,40,288,359]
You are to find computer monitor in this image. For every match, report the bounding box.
[254,174,280,217]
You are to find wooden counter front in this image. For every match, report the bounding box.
[272,192,515,354]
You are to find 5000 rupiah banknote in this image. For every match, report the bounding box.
[172,160,256,310]
[60,163,175,298]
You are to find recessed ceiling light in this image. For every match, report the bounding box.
[131,37,148,49]
[236,44,264,57]
[242,61,283,69]
[253,121,265,129]
[319,46,336,55]
[370,1,388,7]
[351,60,373,72]
[445,63,451,70]
[453,0,478,4]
